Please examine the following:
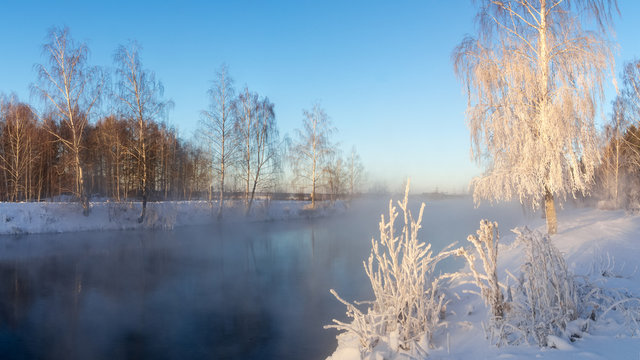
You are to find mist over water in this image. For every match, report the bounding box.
[0,197,537,360]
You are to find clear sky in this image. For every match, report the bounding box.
[1,0,639,193]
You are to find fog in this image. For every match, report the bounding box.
[0,197,538,360]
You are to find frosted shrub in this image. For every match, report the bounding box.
[460,220,505,321]
[325,182,462,355]
[502,227,578,346]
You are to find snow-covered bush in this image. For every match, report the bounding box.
[460,225,640,348]
[325,182,462,356]
[460,220,505,321]
[500,227,579,347]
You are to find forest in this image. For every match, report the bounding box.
[597,58,640,210]
[0,27,364,216]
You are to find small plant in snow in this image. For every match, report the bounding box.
[500,227,579,347]
[459,220,505,322]
[325,181,462,356]
[464,225,640,347]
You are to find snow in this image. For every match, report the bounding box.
[0,200,346,235]
[326,206,640,359]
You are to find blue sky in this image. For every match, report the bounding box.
[1,1,639,193]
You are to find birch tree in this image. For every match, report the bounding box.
[324,150,346,203]
[347,146,365,197]
[618,60,640,172]
[609,59,640,205]
[453,0,617,234]
[291,104,335,208]
[114,42,170,222]
[0,97,38,201]
[235,88,280,215]
[599,96,625,206]
[199,65,236,218]
[33,26,103,213]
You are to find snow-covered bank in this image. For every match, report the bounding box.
[327,206,640,360]
[0,200,346,235]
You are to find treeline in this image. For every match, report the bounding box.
[597,58,640,210]
[0,95,210,203]
[0,26,364,219]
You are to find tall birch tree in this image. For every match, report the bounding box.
[290,104,335,209]
[33,26,103,213]
[453,0,617,234]
[199,65,236,218]
[114,42,170,223]
[235,88,280,215]
[347,146,365,197]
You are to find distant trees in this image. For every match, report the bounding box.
[453,0,617,234]
[33,26,104,213]
[597,58,640,209]
[0,96,44,201]
[597,96,625,207]
[90,116,129,200]
[114,42,170,222]
[290,104,336,208]
[347,146,364,197]
[324,150,346,203]
[0,26,365,207]
[0,29,213,204]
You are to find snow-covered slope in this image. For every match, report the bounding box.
[0,200,345,235]
[327,207,640,359]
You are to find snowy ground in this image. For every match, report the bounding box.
[327,206,640,360]
[0,199,345,235]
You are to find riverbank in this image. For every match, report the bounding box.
[0,200,346,235]
[326,206,640,359]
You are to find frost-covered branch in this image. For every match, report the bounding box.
[461,220,505,321]
[326,180,464,355]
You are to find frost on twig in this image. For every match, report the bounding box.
[463,225,640,348]
[325,180,464,355]
[460,220,504,322]
[502,227,579,347]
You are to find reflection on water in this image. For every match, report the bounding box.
[0,197,537,360]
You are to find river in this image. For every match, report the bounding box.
[0,196,535,359]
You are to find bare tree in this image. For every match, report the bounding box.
[114,42,170,222]
[93,115,129,200]
[290,104,335,208]
[347,146,365,197]
[235,88,280,214]
[33,26,103,213]
[607,59,640,207]
[324,150,346,203]
[619,60,640,171]
[199,65,236,218]
[0,96,39,201]
[599,96,625,207]
[453,0,617,234]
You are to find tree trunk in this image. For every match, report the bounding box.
[545,191,557,235]
[217,167,224,220]
[311,176,316,209]
[76,152,90,216]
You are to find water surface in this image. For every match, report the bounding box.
[0,197,536,359]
